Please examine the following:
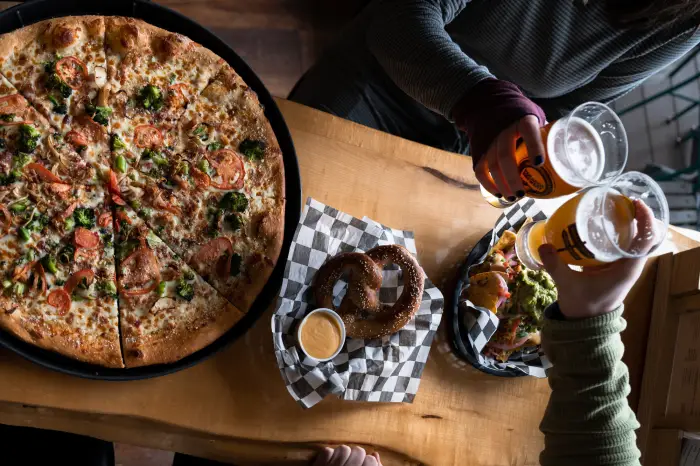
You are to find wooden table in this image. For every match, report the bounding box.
[0,100,668,465]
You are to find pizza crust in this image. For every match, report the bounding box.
[121,299,245,368]
[0,310,124,368]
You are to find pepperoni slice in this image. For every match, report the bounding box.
[65,130,89,148]
[47,289,71,315]
[194,237,234,278]
[64,269,95,295]
[120,247,161,296]
[25,163,68,184]
[207,149,245,190]
[56,57,88,90]
[0,94,28,115]
[98,212,112,228]
[134,125,163,148]
[74,227,100,249]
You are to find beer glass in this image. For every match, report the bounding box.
[515,172,669,269]
[483,102,628,207]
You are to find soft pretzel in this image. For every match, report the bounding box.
[314,245,425,339]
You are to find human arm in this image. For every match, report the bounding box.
[535,200,659,465]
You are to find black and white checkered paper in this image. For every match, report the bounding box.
[272,198,444,408]
[457,198,553,377]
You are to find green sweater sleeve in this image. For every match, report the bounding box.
[539,305,641,466]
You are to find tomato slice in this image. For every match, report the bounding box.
[107,169,120,195]
[194,237,234,278]
[26,163,68,184]
[56,57,88,90]
[207,149,245,190]
[65,130,89,148]
[74,227,100,249]
[64,269,95,295]
[47,289,71,315]
[134,125,163,148]
[98,212,112,228]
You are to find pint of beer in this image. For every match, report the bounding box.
[515,172,669,269]
[483,102,628,207]
[519,102,628,198]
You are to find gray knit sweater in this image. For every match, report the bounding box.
[365,0,700,120]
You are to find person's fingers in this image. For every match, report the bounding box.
[517,115,546,167]
[313,447,335,466]
[538,244,572,284]
[328,445,352,466]
[346,446,367,466]
[495,128,525,198]
[362,456,378,466]
[372,452,382,466]
[629,199,658,255]
[474,156,500,197]
[486,142,512,200]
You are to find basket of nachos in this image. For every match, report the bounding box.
[466,230,557,364]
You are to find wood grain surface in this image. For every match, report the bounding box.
[0,100,549,466]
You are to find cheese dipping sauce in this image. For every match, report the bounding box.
[299,309,344,360]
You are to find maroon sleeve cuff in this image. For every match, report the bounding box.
[453,79,546,165]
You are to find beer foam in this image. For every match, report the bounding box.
[548,117,606,187]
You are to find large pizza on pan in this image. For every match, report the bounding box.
[0,16,285,368]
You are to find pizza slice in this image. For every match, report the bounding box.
[104,17,223,173]
[0,16,111,169]
[175,64,284,199]
[0,182,121,367]
[114,205,244,367]
[117,160,283,313]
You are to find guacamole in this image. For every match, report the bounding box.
[513,269,557,332]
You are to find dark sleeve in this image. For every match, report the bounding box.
[365,0,494,118]
[537,26,700,118]
[540,304,641,466]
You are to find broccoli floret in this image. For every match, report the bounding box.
[230,253,242,277]
[176,278,194,301]
[0,138,6,150]
[85,103,112,126]
[207,141,223,152]
[18,124,40,153]
[192,124,208,141]
[111,134,126,151]
[0,114,14,122]
[239,139,265,161]
[73,207,95,228]
[183,270,195,281]
[224,214,242,231]
[12,152,31,169]
[138,85,164,111]
[97,280,118,299]
[46,73,72,98]
[219,192,248,213]
[48,96,67,114]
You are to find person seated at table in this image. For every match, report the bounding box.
[314,205,658,466]
[290,0,700,201]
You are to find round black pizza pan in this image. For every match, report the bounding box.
[0,0,302,380]
[448,231,527,378]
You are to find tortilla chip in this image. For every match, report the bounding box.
[468,271,505,314]
[490,230,516,255]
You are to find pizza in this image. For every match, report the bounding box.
[0,17,285,368]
